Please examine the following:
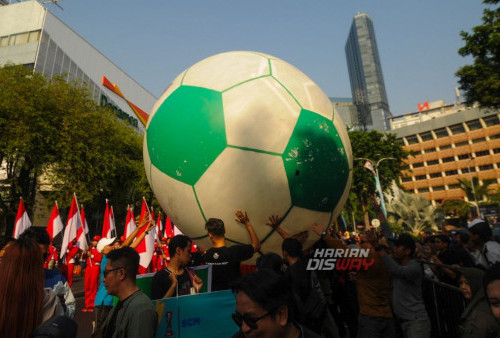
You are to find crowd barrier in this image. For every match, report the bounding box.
[422,277,467,338]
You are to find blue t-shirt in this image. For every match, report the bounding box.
[94,256,114,306]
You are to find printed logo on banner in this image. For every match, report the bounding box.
[306,248,375,271]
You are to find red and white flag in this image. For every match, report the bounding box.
[46,202,63,241]
[76,205,89,251]
[102,200,115,239]
[135,197,155,272]
[110,206,116,236]
[164,215,174,238]
[124,206,136,238]
[155,212,163,240]
[60,194,83,258]
[13,198,32,239]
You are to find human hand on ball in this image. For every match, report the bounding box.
[310,223,325,236]
[266,215,282,229]
[235,210,250,225]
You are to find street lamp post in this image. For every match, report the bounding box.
[466,157,481,217]
[355,157,396,218]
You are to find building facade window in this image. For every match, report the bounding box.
[445,170,458,176]
[420,132,433,141]
[427,160,439,165]
[456,141,469,147]
[424,147,436,153]
[434,128,449,138]
[413,162,424,168]
[466,119,482,131]
[433,186,445,191]
[484,115,500,126]
[462,167,476,173]
[479,164,494,171]
[442,156,455,163]
[406,135,419,144]
[475,150,490,157]
[415,175,427,180]
[440,144,452,150]
[418,187,430,193]
[473,137,486,144]
[402,177,412,182]
[430,172,442,178]
[450,123,466,134]
[458,154,471,160]
[448,184,461,189]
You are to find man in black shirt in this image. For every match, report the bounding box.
[203,210,261,291]
[151,235,203,299]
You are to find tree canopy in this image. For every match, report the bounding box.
[456,0,500,108]
[0,64,154,235]
[345,130,411,226]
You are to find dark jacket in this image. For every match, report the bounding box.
[459,268,499,338]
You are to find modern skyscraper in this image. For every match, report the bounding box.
[345,13,391,131]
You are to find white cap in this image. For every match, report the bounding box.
[467,219,485,229]
[96,237,116,253]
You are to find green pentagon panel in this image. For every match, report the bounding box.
[146,86,226,185]
[283,109,349,212]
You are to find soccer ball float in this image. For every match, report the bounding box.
[144,51,352,260]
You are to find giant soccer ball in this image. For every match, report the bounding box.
[144,51,352,260]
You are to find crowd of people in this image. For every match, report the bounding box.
[4,205,500,338]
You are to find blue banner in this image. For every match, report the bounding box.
[154,290,238,338]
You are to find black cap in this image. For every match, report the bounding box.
[389,234,416,252]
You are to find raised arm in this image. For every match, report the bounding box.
[235,210,261,252]
[130,221,156,249]
[120,216,149,248]
[310,223,346,250]
[265,215,291,239]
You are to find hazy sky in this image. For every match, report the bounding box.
[51,0,485,116]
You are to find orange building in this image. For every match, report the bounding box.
[389,101,500,206]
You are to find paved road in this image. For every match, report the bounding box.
[71,275,94,338]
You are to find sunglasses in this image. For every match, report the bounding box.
[103,267,124,278]
[231,311,274,330]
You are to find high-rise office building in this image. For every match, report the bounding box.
[345,13,391,131]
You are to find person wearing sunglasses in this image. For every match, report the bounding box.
[231,269,321,338]
[100,246,157,338]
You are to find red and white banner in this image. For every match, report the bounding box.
[102,200,115,239]
[110,206,116,237]
[76,205,89,251]
[13,198,32,239]
[135,197,155,272]
[46,202,63,241]
[155,212,163,240]
[124,206,136,238]
[60,194,83,258]
[164,215,174,239]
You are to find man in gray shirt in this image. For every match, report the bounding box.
[101,247,157,338]
[376,234,430,338]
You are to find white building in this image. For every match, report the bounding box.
[0,1,156,129]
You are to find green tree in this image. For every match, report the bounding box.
[456,0,500,108]
[457,177,493,202]
[346,130,411,226]
[387,191,444,235]
[0,64,154,235]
